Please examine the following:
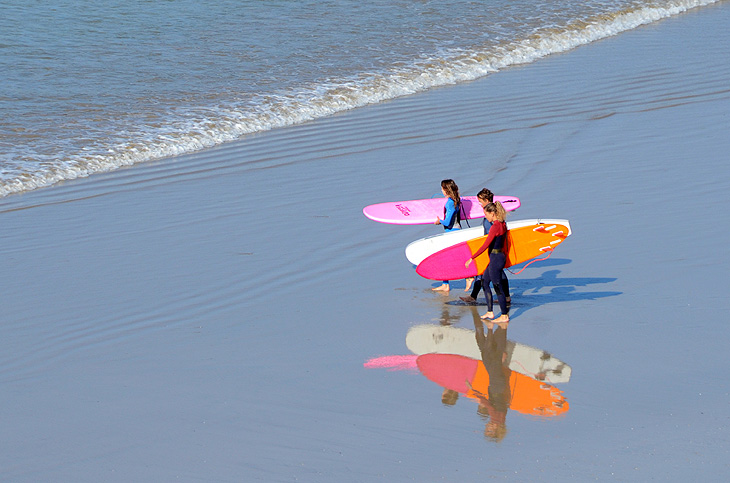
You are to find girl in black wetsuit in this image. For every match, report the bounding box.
[465,201,510,323]
[460,188,510,305]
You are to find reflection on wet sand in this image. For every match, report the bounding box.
[364,308,571,441]
[407,309,571,384]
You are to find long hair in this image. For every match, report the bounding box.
[441,179,461,207]
[484,201,507,222]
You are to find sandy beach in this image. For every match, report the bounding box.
[2,2,730,480]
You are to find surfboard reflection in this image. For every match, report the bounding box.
[364,308,570,441]
[406,320,571,384]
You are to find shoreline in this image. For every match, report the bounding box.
[0,0,723,199]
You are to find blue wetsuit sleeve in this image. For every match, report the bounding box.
[439,198,457,228]
[483,218,492,236]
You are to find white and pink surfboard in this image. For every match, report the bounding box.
[363,195,520,225]
[405,219,572,266]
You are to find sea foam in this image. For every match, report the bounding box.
[0,0,718,198]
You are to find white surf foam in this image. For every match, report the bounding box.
[0,0,719,198]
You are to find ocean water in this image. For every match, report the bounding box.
[0,0,718,197]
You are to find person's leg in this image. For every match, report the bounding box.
[483,282,494,313]
[432,280,450,291]
[471,276,482,299]
[489,254,508,320]
[480,273,494,319]
[460,277,482,303]
[501,271,511,304]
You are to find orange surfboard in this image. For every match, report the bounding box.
[416,221,570,280]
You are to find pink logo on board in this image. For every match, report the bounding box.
[395,204,410,216]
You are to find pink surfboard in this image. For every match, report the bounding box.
[417,353,479,394]
[362,195,520,225]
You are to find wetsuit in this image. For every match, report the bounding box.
[438,197,461,231]
[468,218,510,305]
[471,220,509,315]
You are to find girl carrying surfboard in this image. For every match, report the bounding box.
[465,201,510,323]
[460,188,511,305]
[432,179,463,292]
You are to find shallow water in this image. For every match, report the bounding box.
[0,0,719,196]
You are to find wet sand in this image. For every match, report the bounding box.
[2,2,730,480]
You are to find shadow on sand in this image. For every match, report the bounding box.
[446,266,621,319]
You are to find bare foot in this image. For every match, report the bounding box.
[481,311,494,320]
[464,278,474,291]
[493,314,510,325]
[459,295,476,304]
[432,284,450,292]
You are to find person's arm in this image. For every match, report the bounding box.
[472,223,499,258]
[466,222,506,267]
[437,198,457,227]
